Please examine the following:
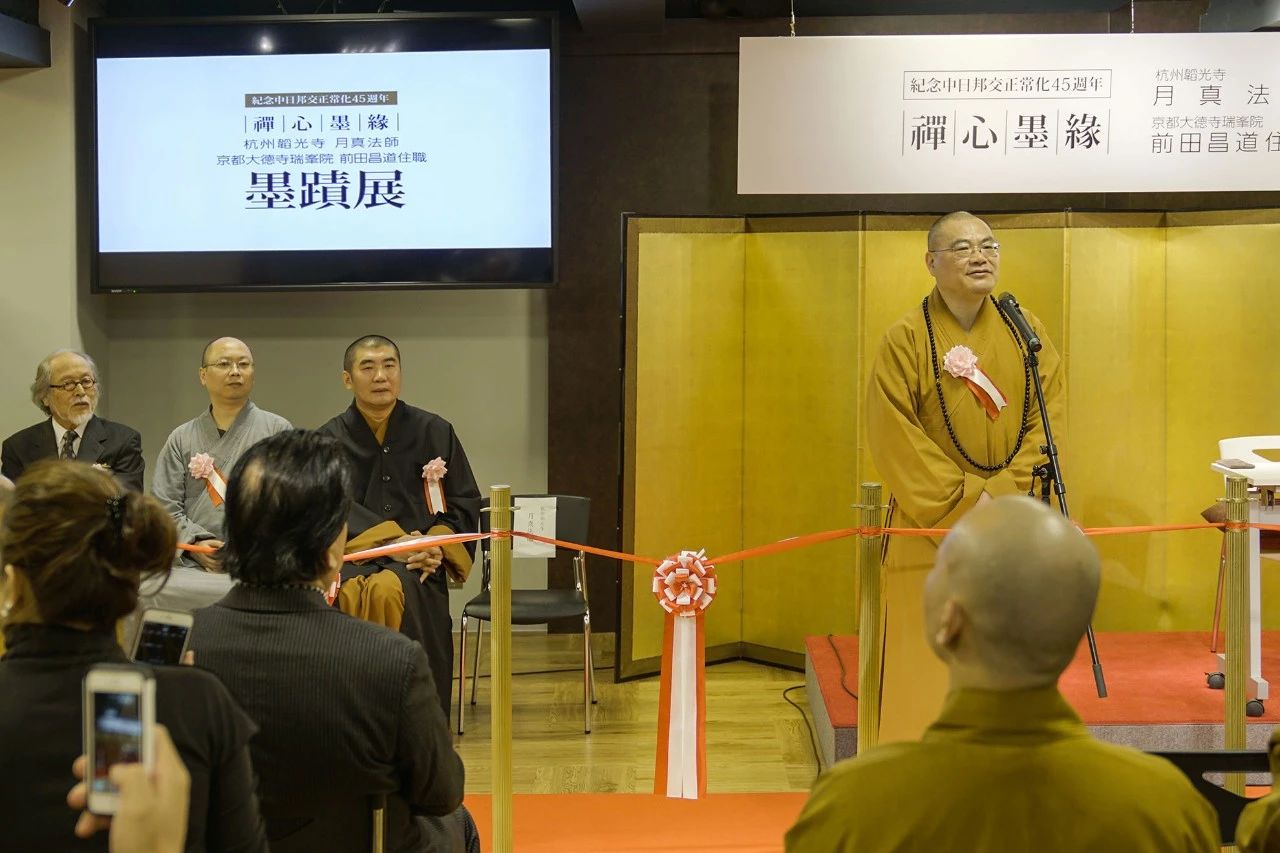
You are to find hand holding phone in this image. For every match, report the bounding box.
[83,664,156,816]
[130,609,194,666]
[68,723,191,853]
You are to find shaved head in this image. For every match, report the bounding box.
[927,211,985,251]
[924,496,1100,688]
[202,337,250,366]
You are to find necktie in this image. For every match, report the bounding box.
[61,430,78,460]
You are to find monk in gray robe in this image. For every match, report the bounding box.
[141,338,291,616]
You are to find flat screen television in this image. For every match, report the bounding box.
[90,13,555,292]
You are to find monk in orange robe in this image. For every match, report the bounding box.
[866,211,1064,743]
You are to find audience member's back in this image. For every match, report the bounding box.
[193,590,459,850]
[789,698,1215,851]
[188,430,464,853]
[785,497,1217,853]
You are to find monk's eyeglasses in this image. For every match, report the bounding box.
[927,242,1000,259]
[203,359,254,373]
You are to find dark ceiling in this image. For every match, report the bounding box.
[5,0,1261,35]
[100,0,1174,30]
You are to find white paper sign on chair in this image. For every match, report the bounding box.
[513,497,557,558]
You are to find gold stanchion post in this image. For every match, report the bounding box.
[489,486,514,851]
[857,483,884,756]
[1224,474,1249,794]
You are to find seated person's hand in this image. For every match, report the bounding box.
[67,724,191,853]
[191,539,225,573]
[393,531,444,581]
[407,546,445,581]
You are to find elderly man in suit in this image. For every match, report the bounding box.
[1,350,144,491]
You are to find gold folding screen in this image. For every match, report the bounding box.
[621,210,1280,679]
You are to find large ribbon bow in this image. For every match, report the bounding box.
[652,549,717,799]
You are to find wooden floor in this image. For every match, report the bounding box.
[451,631,821,795]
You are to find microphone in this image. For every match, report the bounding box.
[996,292,1042,353]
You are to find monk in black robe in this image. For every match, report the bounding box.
[319,335,481,717]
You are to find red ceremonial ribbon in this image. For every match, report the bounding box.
[203,468,228,508]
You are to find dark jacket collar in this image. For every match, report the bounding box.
[216,583,334,614]
[1,623,126,663]
[341,399,405,443]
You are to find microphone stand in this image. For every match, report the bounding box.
[1016,315,1109,700]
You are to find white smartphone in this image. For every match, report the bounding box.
[83,664,155,816]
[130,608,194,666]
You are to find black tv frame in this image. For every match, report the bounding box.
[89,12,558,293]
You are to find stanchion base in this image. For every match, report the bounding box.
[1247,699,1265,717]
[1207,672,1226,690]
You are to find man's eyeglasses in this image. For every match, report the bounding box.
[51,378,97,393]
[203,360,254,373]
[928,242,1001,259]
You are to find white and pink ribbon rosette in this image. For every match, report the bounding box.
[188,453,228,505]
[941,344,1007,419]
[422,457,448,514]
[942,345,979,380]
[652,549,717,617]
[652,549,716,800]
[188,452,216,480]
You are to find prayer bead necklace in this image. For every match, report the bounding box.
[921,294,1033,473]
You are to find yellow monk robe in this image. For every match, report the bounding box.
[785,686,1219,852]
[867,288,1063,743]
[1236,727,1280,851]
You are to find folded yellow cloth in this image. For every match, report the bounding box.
[336,570,404,632]
[343,520,473,583]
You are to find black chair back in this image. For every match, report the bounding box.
[479,494,592,588]
[1151,749,1270,844]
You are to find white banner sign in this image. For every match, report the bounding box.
[738,33,1280,194]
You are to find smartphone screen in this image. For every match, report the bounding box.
[132,621,191,666]
[90,691,144,797]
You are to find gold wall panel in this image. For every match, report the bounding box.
[1066,220,1169,630]
[623,212,1280,676]
[741,230,862,650]
[1165,221,1280,630]
[627,231,747,667]
[858,219,934,489]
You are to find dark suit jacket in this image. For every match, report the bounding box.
[1,415,145,491]
[191,585,465,853]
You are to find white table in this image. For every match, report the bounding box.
[1210,436,1280,708]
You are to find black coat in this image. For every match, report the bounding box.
[319,400,482,716]
[191,585,465,853]
[319,400,481,553]
[1,415,145,491]
[0,624,267,853]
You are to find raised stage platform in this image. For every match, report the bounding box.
[805,631,1280,766]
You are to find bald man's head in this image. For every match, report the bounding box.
[923,496,1100,688]
[199,337,255,406]
[926,211,984,250]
